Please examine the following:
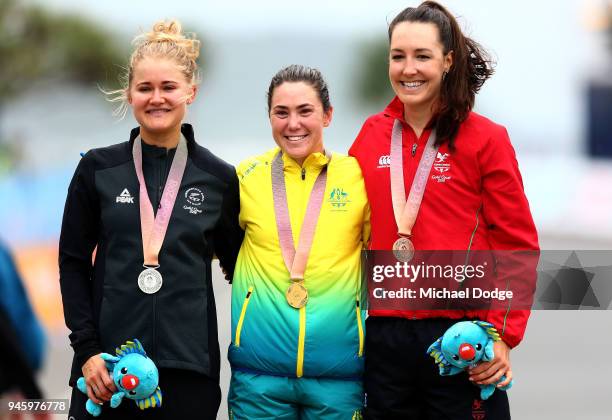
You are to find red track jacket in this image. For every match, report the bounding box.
[349,97,539,348]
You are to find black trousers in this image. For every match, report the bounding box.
[68,368,221,420]
[364,317,510,420]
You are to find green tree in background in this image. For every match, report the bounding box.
[356,37,394,109]
[0,0,124,171]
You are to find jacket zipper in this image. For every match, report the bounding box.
[152,295,157,359]
[153,154,161,358]
[460,206,481,291]
[157,152,168,210]
[356,296,364,357]
[156,154,161,211]
[295,163,309,377]
[296,306,306,377]
[464,207,510,338]
[467,206,481,253]
[234,286,254,347]
[409,130,422,319]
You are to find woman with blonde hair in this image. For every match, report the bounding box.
[60,20,243,419]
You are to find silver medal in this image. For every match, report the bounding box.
[138,268,163,294]
[392,237,415,262]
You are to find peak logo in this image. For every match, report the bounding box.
[116,188,134,204]
[377,155,391,168]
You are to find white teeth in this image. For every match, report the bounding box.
[286,135,307,141]
[401,81,425,88]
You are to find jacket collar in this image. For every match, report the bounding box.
[383,96,437,131]
[275,147,331,171]
[383,96,405,120]
[128,124,196,152]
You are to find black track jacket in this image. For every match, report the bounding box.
[59,124,243,386]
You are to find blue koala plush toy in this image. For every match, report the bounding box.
[427,320,513,400]
[76,339,162,417]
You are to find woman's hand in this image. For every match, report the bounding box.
[81,354,116,403]
[468,340,512,387]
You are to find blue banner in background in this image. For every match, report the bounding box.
[0,167,73,247]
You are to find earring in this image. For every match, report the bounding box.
[442,71,448,81]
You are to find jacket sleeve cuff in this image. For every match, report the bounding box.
[485,310,529,349]
[499,331,521,349]
[74,340,103,369]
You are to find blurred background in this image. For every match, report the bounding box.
[0,0,611,418]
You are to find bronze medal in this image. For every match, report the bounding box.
[389,121,438,265]
[286,282,308,309]
[393,237,415,262]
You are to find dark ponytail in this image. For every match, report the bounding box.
[389,1,494,150]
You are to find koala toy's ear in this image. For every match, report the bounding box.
[472,320,501,342]
[482,339,495,362]
[100,353,121,370]
[427,337,450,369]
[100,353,121,363]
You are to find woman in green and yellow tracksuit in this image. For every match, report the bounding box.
[228,65,370,420]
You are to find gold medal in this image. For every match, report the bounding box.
[272,152,330,310]
[286,281,308,309]
[393,237,415,262]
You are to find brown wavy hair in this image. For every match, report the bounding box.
[388,1,495,150]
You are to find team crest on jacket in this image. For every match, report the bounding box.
[328,187,351,211]
[183,187,204,214]
[432,152,452,183]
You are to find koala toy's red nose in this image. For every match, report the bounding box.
[121,374,139,390]
[459,343,476,360]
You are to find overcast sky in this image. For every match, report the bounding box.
[38,0,594,37]
[25,0,611,156]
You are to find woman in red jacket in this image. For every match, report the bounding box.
[349,2,539,419]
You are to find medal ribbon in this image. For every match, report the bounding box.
[272,151,330,281]
[133,134,188,267]
[390,119,438,237]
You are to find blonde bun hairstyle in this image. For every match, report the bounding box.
[104,19,201,118]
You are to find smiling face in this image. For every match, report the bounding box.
[389,21,453,117]
[441,323,488,369]
[269,81,333,166]
[113,354,159,400]
[128,57,196,144]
